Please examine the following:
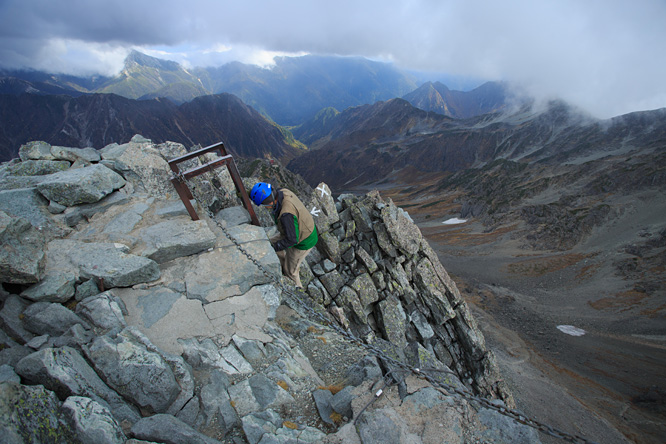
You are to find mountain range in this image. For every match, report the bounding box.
[0,51,514,161]
[1,51,421,126]
[0,93,304,162]
[289,98,666,189]
[289,96,666,252]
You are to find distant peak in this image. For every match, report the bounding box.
[124,50,181,71]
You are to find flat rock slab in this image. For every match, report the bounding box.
[159,228,280,303]
[45,239,160,289]
[36,164,126,207]
[102,201,152,235]
[114,287,214,355]
[116,284,275,355]
[138,219,216,263]
[202,286,275,345]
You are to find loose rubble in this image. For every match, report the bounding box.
[0,135,539,443]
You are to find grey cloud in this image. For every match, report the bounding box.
[0,0,664,118]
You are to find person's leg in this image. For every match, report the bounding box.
[275,249,289,277]
[271,234,289,277]
[270,233,312,287]
[283,247,311,288]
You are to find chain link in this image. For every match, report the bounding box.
[184,172,600,444]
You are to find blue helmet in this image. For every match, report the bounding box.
[250,182,272,206]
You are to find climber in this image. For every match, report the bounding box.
[250,182,318,288]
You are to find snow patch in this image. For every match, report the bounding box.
[443,218,467,225]
[557,325,586,336]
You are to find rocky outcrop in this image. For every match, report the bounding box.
[0,136,537,443]
[304,188,510,401]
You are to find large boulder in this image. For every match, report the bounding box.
[0,211,46,284]
[376,295,408,349]
[180,338,248,374]
[0,295,35,344]
[36,164,126,206]
[413,257,456,324]
[100,136,174,196]
[22,302,90,336]
[198,370,238,434]
[51,146,101,163]
[62,396,127,444]
[379,197,422,256]
[75,291,128,331]
[0,382,75,443]
[18,141,55,161]
[63,192,131,228]
[7,159,70,176]
[349,273,380,308]
[46,239,160,289]
[84,328,181,413]
[131,413,222,444]
[227,374,295,417]
[317,231,341,263]
[15,347,140,424]
[0,187,72,238]
[21,272,77,303]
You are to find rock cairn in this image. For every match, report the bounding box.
[0,136,539,443]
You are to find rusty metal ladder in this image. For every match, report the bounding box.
[167,141,260,226]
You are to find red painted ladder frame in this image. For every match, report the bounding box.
[167,141,260,226]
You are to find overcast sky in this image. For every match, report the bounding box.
[1,0,664,119]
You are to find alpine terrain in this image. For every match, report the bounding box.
[0,49,664,444]
[1,136,544,443]
[289,98,666,443]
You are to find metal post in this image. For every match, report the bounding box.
[167,142,260,226]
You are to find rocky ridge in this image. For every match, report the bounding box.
[0,136,539,443]
[0,93,305,163]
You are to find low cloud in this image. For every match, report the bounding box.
[0,0,664,118]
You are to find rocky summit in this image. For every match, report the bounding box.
[0,136,540,443]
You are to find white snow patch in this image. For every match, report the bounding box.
[557,325,586,336]
[443,218,467,225]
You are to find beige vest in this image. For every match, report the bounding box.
[278,189,315,245]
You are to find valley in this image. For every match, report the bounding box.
[289,87,666,442]
[351,179,666,444]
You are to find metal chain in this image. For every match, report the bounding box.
[183,172,600,444]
